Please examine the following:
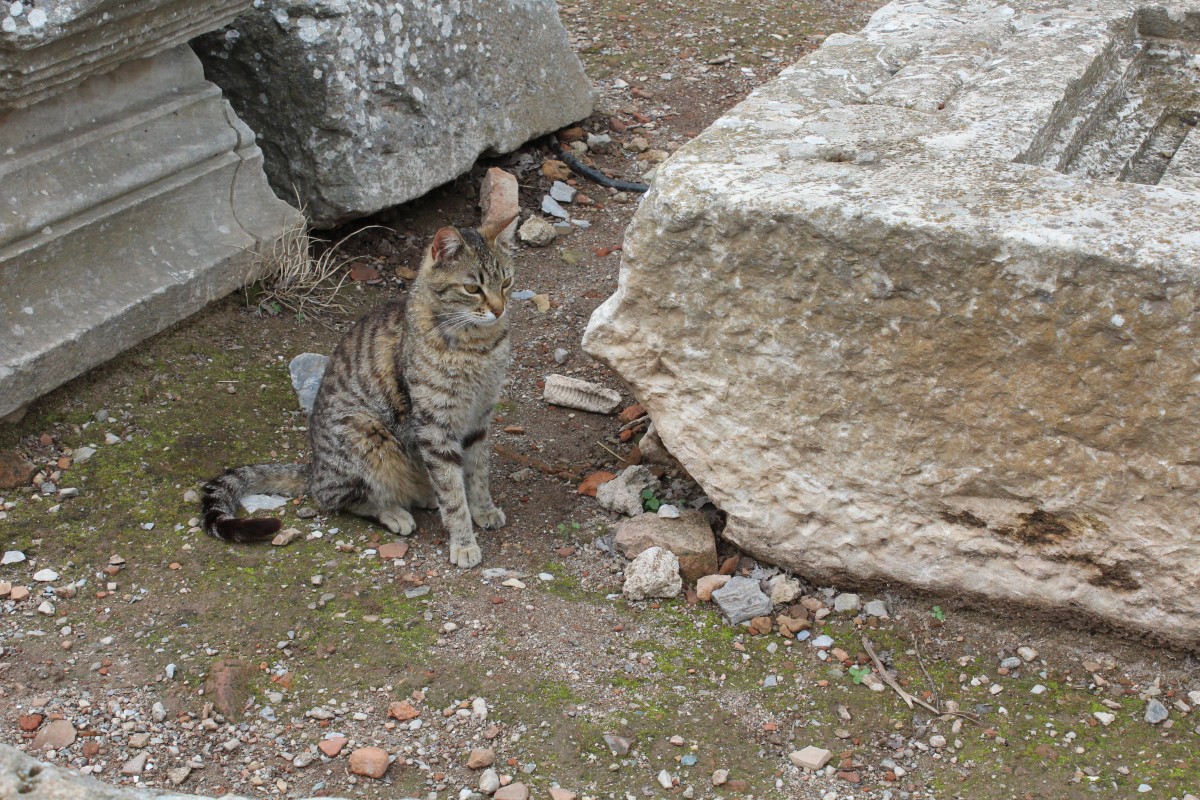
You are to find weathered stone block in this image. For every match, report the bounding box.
[584,0,1200,648]
[194,0,596,227]
[0,46,302,418]
[0,0,250,110]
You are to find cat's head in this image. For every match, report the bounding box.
[418,214,517,328]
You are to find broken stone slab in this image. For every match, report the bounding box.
[711,576,773,625]
[2,742,349,799]
[289,353,329,414]
[788,746,832,771]
[583,0,1200,650]
[0,0,250,110]
[595,465,657,517]
[0,45,302,419]
[622,546,682,601]
[194,0,595,227]
[543,375,622,415]
[614,511,718,582]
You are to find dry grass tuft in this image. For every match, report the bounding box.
[247,216,382,323]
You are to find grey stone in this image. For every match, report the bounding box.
[0,742,347,798]
[1000,656,1023,670]
[553,348,570,364]
[711,576,772,624]
[603,734,632,756]
[541,195,570,220]
[70,447,96,464]
[614,511,717,582]
[622,546,682,601]
[517,217,558,248]
[0,0,249,110]
[0,45,302,419]
[864,599,889,618]
[550,181,577,204]
[289,353,329,414]
[583,0,1200,649]
[194,0,595,227]
[1145,699,1169,724]
[833,593,860,613]
[595,465,657,517]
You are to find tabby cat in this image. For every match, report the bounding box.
[200,214,517,568]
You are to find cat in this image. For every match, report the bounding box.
[200,213,517,568]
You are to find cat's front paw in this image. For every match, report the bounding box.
[449,541,483,568]
[379,508,416,536]
[471,504,506,530]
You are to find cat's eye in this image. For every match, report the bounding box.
[501,279,513,290]
[463,284,482,295]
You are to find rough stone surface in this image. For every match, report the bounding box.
[0,45,302,419]
[614,511,718,581]
[0,0,249,110]
[347,746,390,779]
[622,546,683,601]
[711,576,773,624]
[0,450,37,488]
[518,216,558,247]
[2,743,347,799]
[494,783,530,800]
[194,1,595,227]
[543,374,622,414]
[595,465,657,517]
[583,0,1200,649]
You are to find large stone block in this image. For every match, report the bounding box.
[0,45,302,418]
[193,0,596,227]
[0,741,344,798]
[584,0,1200,648]
[1,0,250,110]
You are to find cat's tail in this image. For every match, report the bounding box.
[200,463,311,543]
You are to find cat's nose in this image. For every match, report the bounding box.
[486,296,505,317]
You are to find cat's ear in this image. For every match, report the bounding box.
[430,227,463,265]
[480,213,519,248]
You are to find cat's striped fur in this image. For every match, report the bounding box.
[201,216,517,567]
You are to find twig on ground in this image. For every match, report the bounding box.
[912,635,940,706]
[596,441,629,463]
[862,636,978,721]
[493,444,577,479]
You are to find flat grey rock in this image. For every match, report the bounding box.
[711,576,772,624]
[541,195,570,220]
[194,0,595,227]
[1145,699,1169,724]
[241,494,289,513]
[289,353,329,414]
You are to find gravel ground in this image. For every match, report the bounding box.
[3,2,1200,800]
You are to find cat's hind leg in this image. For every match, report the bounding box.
[317,414,426,535]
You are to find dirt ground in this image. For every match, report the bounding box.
[3,1,1200,799]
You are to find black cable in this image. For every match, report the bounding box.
[545,136,650,193]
